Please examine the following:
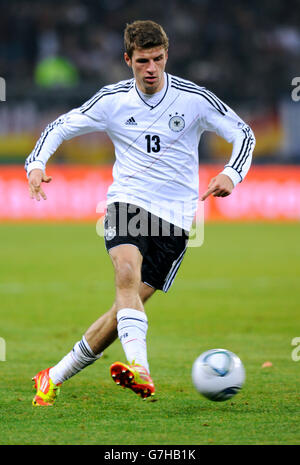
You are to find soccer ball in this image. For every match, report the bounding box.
[192,349,245,401]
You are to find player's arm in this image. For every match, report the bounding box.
[25,95,107,200]
[198,91,256,201]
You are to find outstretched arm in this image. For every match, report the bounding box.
[25,91,108,199]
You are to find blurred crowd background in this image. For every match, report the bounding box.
[1,0,300,166]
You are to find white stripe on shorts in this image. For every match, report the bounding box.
[162,247,187,292]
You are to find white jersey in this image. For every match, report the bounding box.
[25,73,255,230]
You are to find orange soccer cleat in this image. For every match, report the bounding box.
[110,361,155,399]
[32,367,61,406]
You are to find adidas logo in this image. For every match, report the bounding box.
[125,116,137,125]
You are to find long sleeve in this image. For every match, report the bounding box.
[25,101,107,175]
[198,91,256,186]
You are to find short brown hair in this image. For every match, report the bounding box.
[124,20,169,59]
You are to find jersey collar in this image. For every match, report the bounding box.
[134,73,169,110]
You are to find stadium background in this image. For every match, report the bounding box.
[1,0,300,221]
[1,0,300,447]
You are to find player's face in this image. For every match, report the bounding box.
[124,46,168,95]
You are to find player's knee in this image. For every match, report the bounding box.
[115,260,140,288]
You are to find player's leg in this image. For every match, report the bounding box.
[109,219,189,399]
[111,216,189,398]
[101,203,157,398]
[107,244,155,398]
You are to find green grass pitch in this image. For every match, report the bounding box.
[0,222,299,445]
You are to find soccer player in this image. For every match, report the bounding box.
[25,20,255,406]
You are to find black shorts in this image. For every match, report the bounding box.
[104,202,189,292]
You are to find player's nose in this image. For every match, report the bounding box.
[146,60,156,73]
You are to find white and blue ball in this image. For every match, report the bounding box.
[192,349,245,401]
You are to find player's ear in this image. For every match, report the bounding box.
[124,53,132,68]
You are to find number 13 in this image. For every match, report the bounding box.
[145,134,161,153]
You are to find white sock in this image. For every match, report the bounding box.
[49,335,102,385]
[117,308,149,373]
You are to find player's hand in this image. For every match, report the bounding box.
[200,174,234,201]
[28,169,52,201]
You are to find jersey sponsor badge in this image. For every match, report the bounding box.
[169,113,185,132]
